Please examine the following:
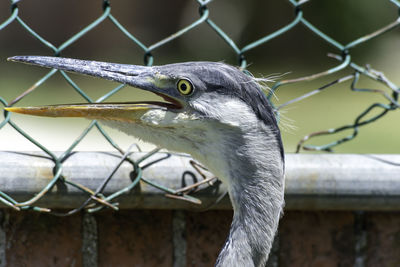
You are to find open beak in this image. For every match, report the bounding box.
[5,56,181,122]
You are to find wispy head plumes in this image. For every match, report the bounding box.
[276,107,298,134]
[253,72,296,133]
[253,72,290,101]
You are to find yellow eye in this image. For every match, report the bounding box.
[177,79,194,95]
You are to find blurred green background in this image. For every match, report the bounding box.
[0,0,399,153]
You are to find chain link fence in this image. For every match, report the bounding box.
[0,0,399,214]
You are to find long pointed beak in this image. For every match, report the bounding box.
[4,103,165,122]
[8,56,156,89]
[5,56,179,120]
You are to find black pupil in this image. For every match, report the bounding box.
[180,83,187,91]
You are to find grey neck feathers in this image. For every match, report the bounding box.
[215,128,285,267]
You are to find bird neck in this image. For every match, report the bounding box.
[215,132,284,267]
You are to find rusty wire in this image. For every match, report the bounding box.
[0,0,399,213]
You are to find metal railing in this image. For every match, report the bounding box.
[1,151,399,211]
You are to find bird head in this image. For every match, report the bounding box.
[6,56,285,265]
[5,56,283,178]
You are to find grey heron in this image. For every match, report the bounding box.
[6,56,285,267]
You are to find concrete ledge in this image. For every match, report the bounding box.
[0,151,399,210]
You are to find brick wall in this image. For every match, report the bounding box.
[1,210,399,266]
